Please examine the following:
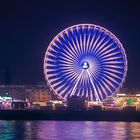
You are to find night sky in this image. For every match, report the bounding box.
[0,0,140,88]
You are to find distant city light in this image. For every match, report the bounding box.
[117,94,126,96]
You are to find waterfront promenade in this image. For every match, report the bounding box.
[0,109,140,122]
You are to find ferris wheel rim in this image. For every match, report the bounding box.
[44,23,128,101]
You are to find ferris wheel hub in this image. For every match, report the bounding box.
[82,61,89,69]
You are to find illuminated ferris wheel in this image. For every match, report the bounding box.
[44,24,127,102]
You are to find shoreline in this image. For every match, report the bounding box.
[0,110,140,122]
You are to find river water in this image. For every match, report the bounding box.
[0,120,140,140]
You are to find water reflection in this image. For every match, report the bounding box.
[0,120,140,140]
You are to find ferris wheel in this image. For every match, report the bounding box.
[44,24,127,102]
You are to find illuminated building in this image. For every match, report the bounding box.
[0,85,30,100]
[29,90,52,102]
[0,84,54,103]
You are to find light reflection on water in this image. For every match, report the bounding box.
[0,121,140,140]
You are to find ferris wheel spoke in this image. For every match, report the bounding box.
[98,51,122,61]
[86,79,90,99]
[52,76,74,94]
[81,25,86,54]
[65,72,79,84]
[83,27,87,55]
[57,81,74,97]
[59,73,77,85]
[76,26,82,55]
[84,78,88,98]
[95,42,116,59]
[79,28,84,55]
[101,72,119,90]
[91,32,107,55]
[82,78,85,97]
[48,48,59,58]
[86,27,92,54]
[66,32,81,59]
[48,55,74,65]
[101,64,124,69]
[100,75,116,95]
[93,35,111,56]
[71,36,82,58]
[49,70,78,86]
[57,75,76,97]
[58,35,77,59]
[87,69,101,102]
[99,76,113,96]
[59,53,76,64]
[95,82,104,101]
[90,70,99,82]
[102,61,124,65]
[71,29,81,56]
[70,70,84,97]
[102,69,123,80]
[61,69,78,78]
[102,71,121,85]
[57,38,78,61]
[59,50,75,61]
[99,56,123,63]
[58,65,74,70]
[90,28,106,54]
[85,78,90,98]
[98,80,108,98]
[66,30,80,57]
[88,29,96,54]
[99,55,123,63]
[103,67,124,75]
[77,78,84,97]
[55,81,68,93]
[54,44,76,62]
[97,47,119,61]
[63,87,73,99]
[88,82,94,101]
[90,28,102,54]
[99,62,124,70]
[81,78,86,97]
[58,58,74,66]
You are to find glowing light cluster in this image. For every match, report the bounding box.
[44,24,127,101]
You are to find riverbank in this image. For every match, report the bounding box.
[0,110,140,121]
